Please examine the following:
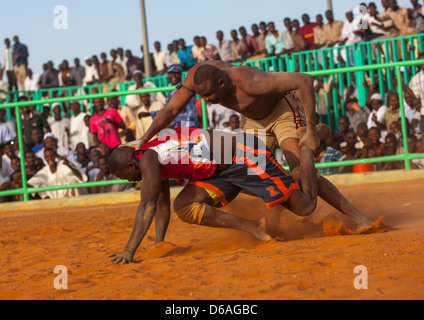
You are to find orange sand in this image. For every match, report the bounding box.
[1,179,424,300]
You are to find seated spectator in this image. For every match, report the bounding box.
[367,93,388,134]
[388,120,402,146]
[355,122,369,149]
[216,30,232,62]
[85,147,101,182]
[340,130,359,159]
[84,115,96,148]
[357,127,385,170]
[24,149,44,179]
[74,142,90,169]
[0,109,16,140]
[165,64,197,128]
[91,155,133,194]
[381,133,404,170]
[48,103,70,150]
[344,97,371,133]
[1,141,19,178]
[318,135,347,175]
[408,133,424,168]
[30,127,44,154]
[125,70,166,111]
[36,133,81,169]
[0,122,12,146]
[135,93,164,140]
[384,92,401,133]
[334,115,350,143]
[27,147,88,200]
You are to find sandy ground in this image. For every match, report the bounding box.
[0,178,423,300]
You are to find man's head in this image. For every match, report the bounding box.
[325,10,334,21]
[93,98,105,113]
[109,146,142,182]
[370,93,384,111]
[140,93,151,106]
[389,120,401,134]
[316,14,324,25]
[31,128,43,145]
[4,38,10,47]
[13,36,19,45]
[107,95,120,109]
[70,101,81,115]
[283,18,291,30]
[229,115,240,131]
[230,29,238,41]
[216,30,224,41]
[388,92,400,109]
[167,64,182,85]
[44,148,57,168]
[338,115,350,132]
[193,65,229,104]
[384,133,398,154]
[43,134,58,149]
[154,41,161,52]
[239,26,247,38]
[302,13,310,25]
[24,150,36,167]
[98,155,110,174]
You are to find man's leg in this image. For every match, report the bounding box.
[280,135,373,228]
[173,183,270,241]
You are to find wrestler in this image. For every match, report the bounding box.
[109,125,330,264]
[124,61,373,229]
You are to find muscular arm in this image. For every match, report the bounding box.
[110,150,169,264]
[242,69,317,131]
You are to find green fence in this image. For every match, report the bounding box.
[1,57,424,203]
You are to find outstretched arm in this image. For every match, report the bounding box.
[109,150,168,264]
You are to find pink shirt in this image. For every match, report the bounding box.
[90,109,122,148]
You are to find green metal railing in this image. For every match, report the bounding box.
[1,56,424,203]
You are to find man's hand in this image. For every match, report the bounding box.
[109,248,135,265]
[119,138,144,150]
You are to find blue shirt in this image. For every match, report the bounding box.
[166,82,197,128]
[12,42,29,67]
[177,45,197,69]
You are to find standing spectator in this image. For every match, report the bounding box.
[89,98,124,149]
[290,19,309,52]
[177,39,197,71]
[69,101,89,150]
[313,14,327,49]
[27,148,87,200]
[19,96,51,149]
[125,50,142,80]
[409,0,424,34]
[200,37,220,61]
[318,135,347,175]
[107,94,136,144]
[135,92,164,141]
[116,47,128,79]
[168,40,181,66]
[24,69,41,92]
[153,41,168,75]
[230,29,242,62]
[12,36,29,91]
[358,127,385,170]
[109,49,126,84]
[82,56,99,86]
[48,103,70,150]
[237,26,261,60]
[340,9,364,46]
[252,23,267,54]
[409,51,424,107]
[192,36,204,63]
[216,30,232,62]
[282,18,295,52]
[299,14,318,48]
[40,61,59,89]
[3,38,18,91]
[266,22,290,56]
[323,10,344,47]
[166,64,197,128]
[344,97,371,133]
[379,0,416,36]
[70,58,85,87]
[140,45,157,76]
[99,52,114,85]
[58,60,74,87]
[84,115,96,148]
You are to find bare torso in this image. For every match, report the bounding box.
[186,61,287,120]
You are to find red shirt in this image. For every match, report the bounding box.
[299,22,318,46]
[134,127,217,181]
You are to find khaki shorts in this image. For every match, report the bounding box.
[240,92,306,149]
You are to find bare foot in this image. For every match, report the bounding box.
[252,218,271,242]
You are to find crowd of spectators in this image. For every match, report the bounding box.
[2,0,424,203]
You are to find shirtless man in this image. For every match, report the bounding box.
[125,61,373,229]
[109,125,330,264]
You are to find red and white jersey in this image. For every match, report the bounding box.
[134,127,217,181]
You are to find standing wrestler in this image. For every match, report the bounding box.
[124,61,373,229]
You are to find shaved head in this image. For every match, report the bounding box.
[193,64,221,85]
[109,146,135,174]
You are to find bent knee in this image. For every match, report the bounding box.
[173,202,206,225]
[294,198,317,217]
